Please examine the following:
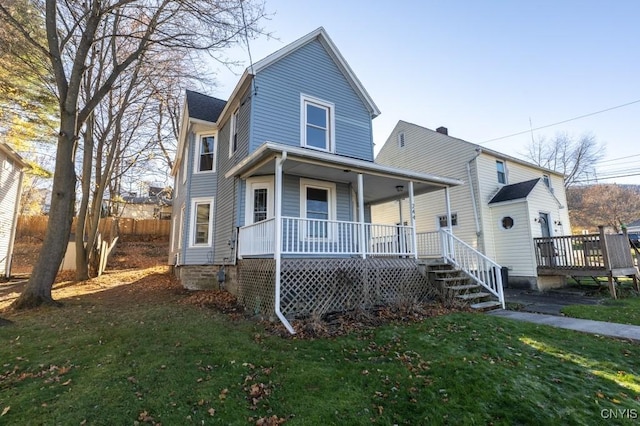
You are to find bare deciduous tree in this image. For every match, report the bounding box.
[567,184,640,233]
[0,0,265,307]
[524,132,605,187]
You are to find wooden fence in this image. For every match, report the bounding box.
[17,216,171,239]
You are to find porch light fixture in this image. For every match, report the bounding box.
[395,185,404,192]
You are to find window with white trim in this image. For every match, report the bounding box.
[496,160,506,184]
[301,95,334,152]
[300,178,336,239]
[229,109,238,158]
[196,134,216,173]
[438,213,458,228]
[190,198,214,246]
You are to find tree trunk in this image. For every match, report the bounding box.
[12,113,77,309]
[75,114,94,281]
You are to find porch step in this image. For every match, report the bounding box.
[436,276,471,284]
[470,300,502,311]
[456,292,490,301]
[446,284,480,292]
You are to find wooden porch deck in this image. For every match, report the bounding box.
[534,227,639,298]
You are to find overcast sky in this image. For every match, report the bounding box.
[199,0,640,185]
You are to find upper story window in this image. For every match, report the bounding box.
[229,109,238,158]
[542,174,550,188]
[196,134,216,173]
[496,160,506,184]
[301,94,334,152]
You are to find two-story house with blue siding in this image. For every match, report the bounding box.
[170,28,483,333]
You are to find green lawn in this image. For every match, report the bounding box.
[1,285,639,425]
[563,297,640,326]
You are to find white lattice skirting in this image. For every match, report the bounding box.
[238,258,430,319]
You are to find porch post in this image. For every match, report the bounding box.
[408,181,418,259]
[445,186,453,232]
[357,173,366,259]
[274,153,294,334]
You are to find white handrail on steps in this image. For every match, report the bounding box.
[440,229,505,309]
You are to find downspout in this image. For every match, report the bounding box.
[5,168,24,278]
[274,152,295,334]
[467,150,482,238]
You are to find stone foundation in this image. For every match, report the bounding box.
[175,264,239,293]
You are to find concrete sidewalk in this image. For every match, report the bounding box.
[488,309,640,342]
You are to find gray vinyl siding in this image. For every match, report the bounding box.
[169,134,192,264]
[214,89,252,264]
[0,154,21,275]
[280,175,351,220]
[251,39,374,161]
[182,129,218,265]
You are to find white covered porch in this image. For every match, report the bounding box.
[229,142,463,259]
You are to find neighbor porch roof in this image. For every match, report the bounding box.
[225,142,463,205]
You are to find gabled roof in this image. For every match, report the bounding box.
[391,120,565,178]
[185,90,226,123]
[489,178,540,204]
[218,27,380,124]
[172,90,225,176]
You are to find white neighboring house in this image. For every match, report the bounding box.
[372,121,571,289]
[0,143,28,277]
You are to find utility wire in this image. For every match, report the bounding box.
[479,98,640,145]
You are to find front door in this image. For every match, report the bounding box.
[245,177,274,225]
[539,212,551,238]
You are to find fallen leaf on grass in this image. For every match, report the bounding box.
[1,406,9,416]
[208,408,215,416]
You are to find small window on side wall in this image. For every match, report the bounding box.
[496,160,506,184]
[229,109,238,158]
[542,174,550,188]
[438,213,458,228]
[501,216,514,230]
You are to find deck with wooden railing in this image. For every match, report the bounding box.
[534,229,636,277]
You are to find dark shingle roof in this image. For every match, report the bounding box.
[489,178,540,204]
[186,90,227,123]
[627,219,640,228]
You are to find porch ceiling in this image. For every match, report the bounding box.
[225,142,463,205]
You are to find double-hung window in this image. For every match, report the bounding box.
[301,95,334,152]
[197,134,216,173]
[190,198,214,246]
[229,109,238,158]
[300,178,336,240]
[496,160,506,184]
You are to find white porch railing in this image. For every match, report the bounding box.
[238,218,275,257]
[416,231,442,257]
[238,217,415,257]
[368,223,414,256]
[440,229,505,308]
